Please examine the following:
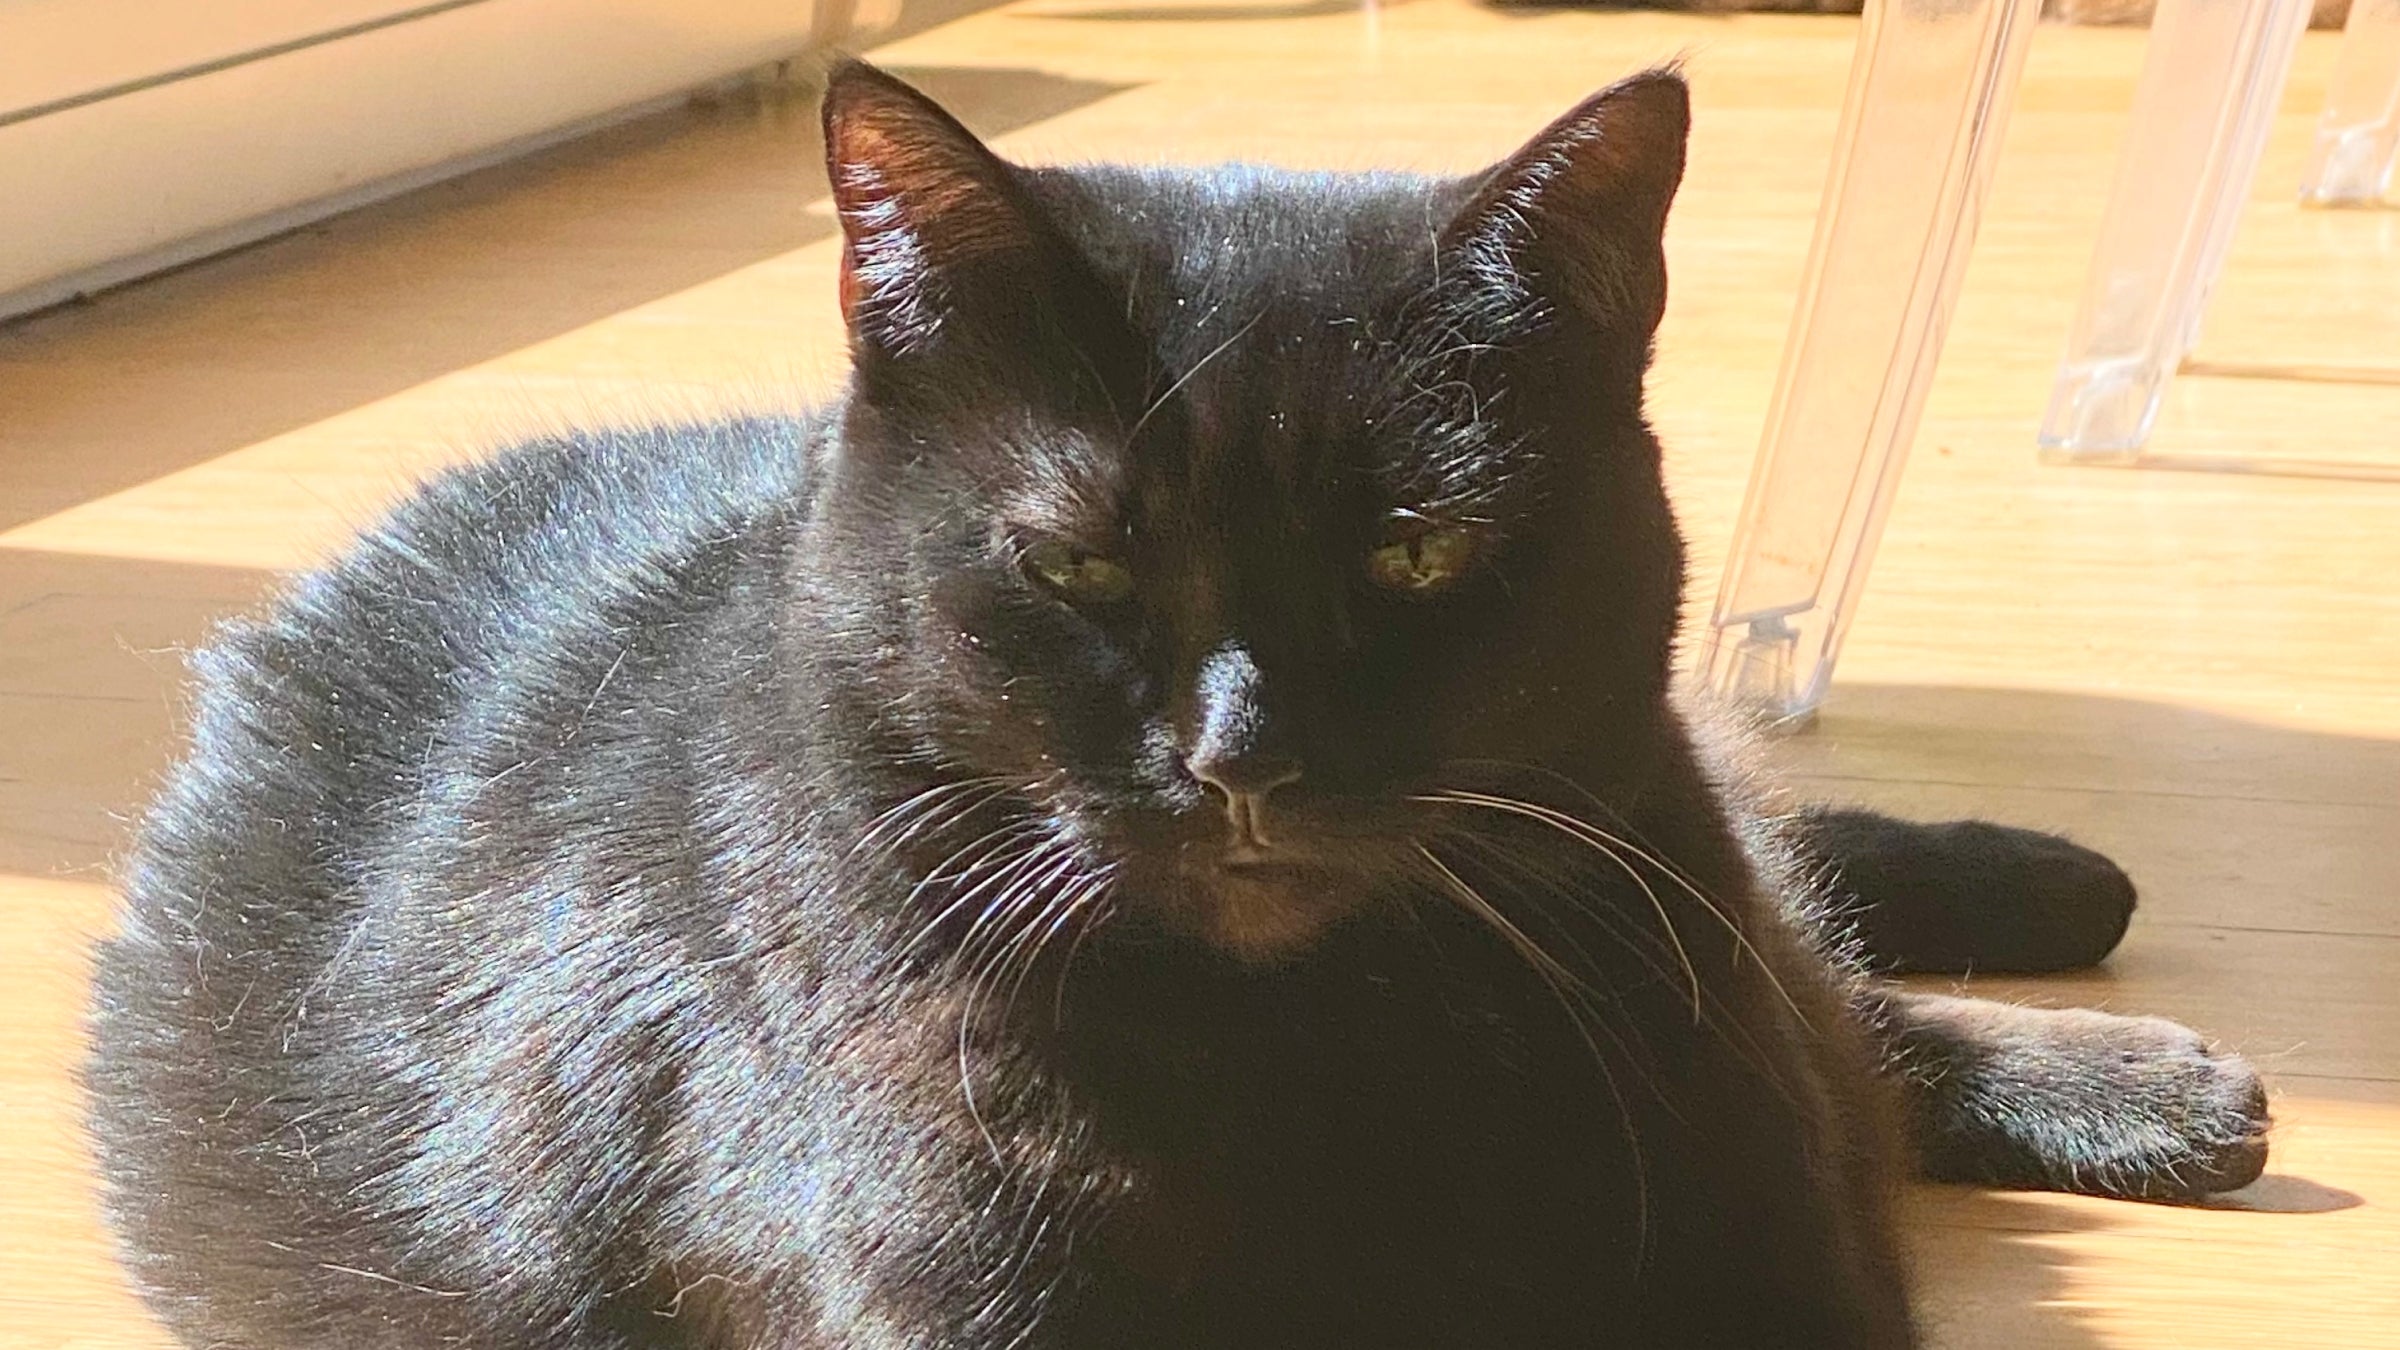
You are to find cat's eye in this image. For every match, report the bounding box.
[1367,521,1480,593]
[1021,539,1135,606]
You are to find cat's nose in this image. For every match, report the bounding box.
[1184,642,1301,844]
[1185,749,1303,803]
[1184,750,1303,848]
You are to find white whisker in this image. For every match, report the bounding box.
[1415,789,1702,1022]
[953,845,1085,1170]
[1123,309,1267,447]
[1416,787,1806,1026]
[1436,827,1798,1108]
[1415,842,1651,1269]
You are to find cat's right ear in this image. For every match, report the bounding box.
[821,60,1046,362]
[1441,67,1690,336]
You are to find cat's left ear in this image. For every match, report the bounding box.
[821,59,1047,361]
[1443,68,1689,334]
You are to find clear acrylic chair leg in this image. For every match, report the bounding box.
[2038,0,2315,459]
[1696,0,2042,721]
[2302,0,2400,204]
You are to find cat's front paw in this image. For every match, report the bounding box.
[1898,997,2271,1201]
[2074,1011,2271,1200]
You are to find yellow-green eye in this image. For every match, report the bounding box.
[1367,522,1480,592]
[1022,540,1135,605]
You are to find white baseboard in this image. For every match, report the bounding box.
[0,0,893,321]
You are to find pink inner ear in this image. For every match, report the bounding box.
[839,238,863,326]
[826,100,1023,260]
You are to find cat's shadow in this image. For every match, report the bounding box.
[1770,681,2390,1347]
[2193,1172,2362,1213]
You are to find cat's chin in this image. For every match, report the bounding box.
[1172,860,1366,965]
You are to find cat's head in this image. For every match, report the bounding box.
[810,60,1691,963]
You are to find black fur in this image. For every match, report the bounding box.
[85,61,2264,1349]
[1796,809,2139,974]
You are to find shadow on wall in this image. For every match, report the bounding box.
[0,63,1133,537]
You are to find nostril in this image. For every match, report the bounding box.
[1183,750,1303,802]
[1184,752,1301,849]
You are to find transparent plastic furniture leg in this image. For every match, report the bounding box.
[1695,0,2042,721]
[2302,0,2400,204]
[2038,0,2316,458]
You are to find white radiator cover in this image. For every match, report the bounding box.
[0,0,892,319]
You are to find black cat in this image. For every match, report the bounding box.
[85,61,2269,1349]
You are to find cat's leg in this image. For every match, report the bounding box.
[1792,806,2139,973]
[1787,811,2269,1197]
[1862,986,2271,1200]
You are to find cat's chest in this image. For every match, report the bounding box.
[1057,1014,1643,1341]
[1054,954,1582,1184]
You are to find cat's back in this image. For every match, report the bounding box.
[117,410,816,910]
[83,413,820,1334]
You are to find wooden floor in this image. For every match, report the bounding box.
[4,2,2397,1345]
